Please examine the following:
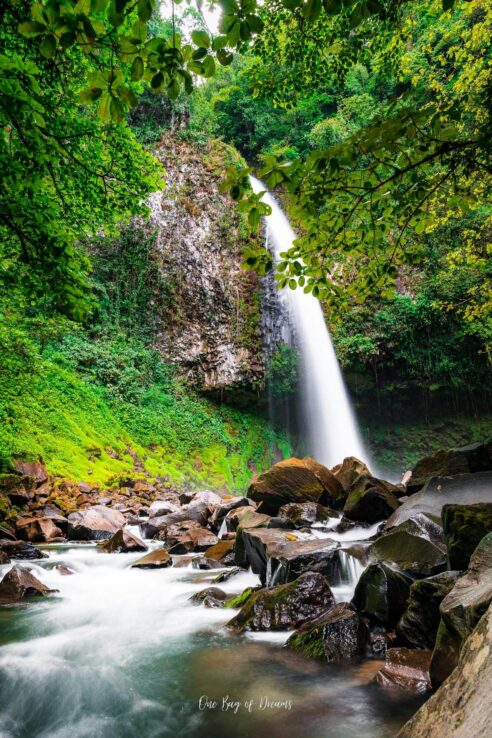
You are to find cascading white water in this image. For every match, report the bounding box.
[251,177,370,468]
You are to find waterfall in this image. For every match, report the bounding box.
[252,176,369,468]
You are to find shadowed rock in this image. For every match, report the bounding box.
[369,517,447,576]
[227,571,335,632]
[408,440,492,494]
[331,456,371,494]
[398,603,492,738]
[375,648,432,695]
[0,540,47,560]
[15,516,64,543]
[287,602,368,662]
[351,562,412,627]
[277,502,340,528]
[430,531,492,687]
[344,475,400,523]
[442,503,492,570]
[68,506,126,541]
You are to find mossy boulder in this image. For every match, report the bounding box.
[369,518,447,576]
[331,456,371,493]
[248,457,344,515]
[442,503,492,570]
[408,439,492,494]
[227,571,335,632]
[344,475,400,523]
[430,532,492,687]
[287,602,368,662]
[351,562,412,627]
[397,571,461,650]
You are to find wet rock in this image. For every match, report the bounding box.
[408,439,492,494]
[369,629,397,657]
[344,475,400,523]
[0,540,47,560]
[148,499,182,518]
[387,471,492,528]
[397,571,461,650]
[67,505,126,541]
[189,587,228,608]
[226,506,268,532]
[398,603,492,738]
[265,517,296,530]
[375,648,432,695]
[0,551,10,565]
[191,557,224,570]
[248,457,344,515]
[369,518,447,576]
[277,502,340,528]
[430,531,492,687]
[213,567,242,583]
[234,513,274,567]
[100,528,148,553]
[0,565,57,604]
[351,562,412,627]
[227,571,335,632]
[54,564,76,576]
[167,524,218,554]
[209,496,251,532]
[15,516,64,543]
[442,502,492,570]
[287,602,368,662]
[131,548,171,568]
[203,539,235,562]
[331,456,371,493]
[0,524,16,542]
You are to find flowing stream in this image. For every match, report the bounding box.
[0,536,422,738]
[251,177,369,468]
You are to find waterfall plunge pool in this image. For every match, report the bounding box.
[0,544,424,738]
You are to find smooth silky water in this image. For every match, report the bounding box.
[0,536,423,738]
[251,177,370,469]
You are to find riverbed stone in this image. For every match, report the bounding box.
[189,587,228,608]
[331,456,371,494]
[287,602,368,662]
[442,502,492,569]
[0,551,10,565]
[67,505,126,540]
[344,475,400,523]
[227,571,335,632]
[398,602,492,738]
[100,528,148,553]
[375,648,432,695]
[369,518,446,576]
[0,565,58,604]
[408,439,492,494]
[277,502,340,528]
[203,539,235,562]
[0,540,48,560]
[397,571,461,650]
[131,548,171,568]
[430,531,492,687]
[351,562,412,627]
[387,471,492,528]
[248,457,344,515]
[15,516,64,543]
[167,523,218,554]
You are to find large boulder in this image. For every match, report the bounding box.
[375,648,432,695]
[277,502,340,528]
[430,532,492,687]
[408,440,492,494]
[227,571,335,632]
[398,603,492,738]
[67,506,126,540]
[442,503,492,570]
[369,517,447,576]
[15,516,64,543]
[0,540,47,560]
[131,549,171,569]
[331,457,371,494]
[100,528,148,553]
[351,562,412,627]
[0,565,57,604]
[248,457,344,515]
[397,571,461,650]
[344,475,400,523]
[388,471,492,528]
[203,539,235,563]
[287,602,368,662]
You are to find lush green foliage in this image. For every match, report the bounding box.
[266,343,299,398]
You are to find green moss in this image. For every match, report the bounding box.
[224,588,254,609]
[288,628,325,659]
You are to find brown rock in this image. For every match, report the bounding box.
[67,505,126,540]
[100,528,148,553]
[15,517,64,543]
[203,539,235,562]
[131,549,171,569]
[0,565,58,604]
[375,648,432,694]
[332,456,371,493]
[13,459,48,483]
[248,457,344,515]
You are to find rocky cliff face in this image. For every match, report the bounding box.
[146,137,266,393]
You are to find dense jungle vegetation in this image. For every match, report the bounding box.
[0,0,491,482]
